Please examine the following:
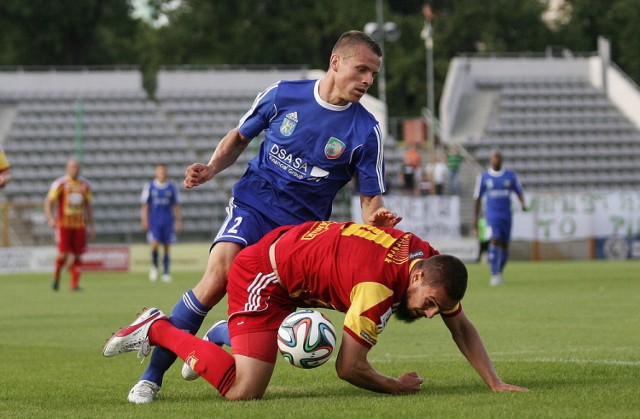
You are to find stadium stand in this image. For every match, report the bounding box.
[0,70,197,244]
[6,49,637,249]
[476,77,640,191]
[154,68,386,227]
[439,49,640,235]
[1,67,389,245]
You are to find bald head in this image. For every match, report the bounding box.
[489,149,503,171]
[66,159,80,180]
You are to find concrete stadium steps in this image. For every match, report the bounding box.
[469,77,640,193]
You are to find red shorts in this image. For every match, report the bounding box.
[56,228,87,255]
[226,228,295,363]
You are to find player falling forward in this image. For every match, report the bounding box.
[104,221,528,400]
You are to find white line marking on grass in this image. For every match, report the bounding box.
[525,357,640,367]
[366,354,640,367]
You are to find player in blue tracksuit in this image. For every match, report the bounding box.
[140,164,183,283]
[126,30,402,403]
[473,150,527,286]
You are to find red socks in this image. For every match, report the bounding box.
[54,256,65,280]
[148,320,236,395]
[70,261,80,289]
[54,256,80,289]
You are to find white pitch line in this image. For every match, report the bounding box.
[522,357,640,367]
[364,354,640,367]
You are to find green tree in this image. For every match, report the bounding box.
[1,0,637,119]
[0,0,140,66]
[609,0,640,82]
[390,0,554,119]
[149,0,375,68]
[553,0,640,84]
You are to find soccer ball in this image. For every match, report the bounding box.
[277,309,337,369]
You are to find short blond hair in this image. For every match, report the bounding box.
[332,30,382,57]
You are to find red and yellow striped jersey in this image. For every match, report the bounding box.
[47,175,92,229]
[0,147,10,172]
[274,221,440,348]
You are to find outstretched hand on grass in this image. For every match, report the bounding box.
[492,381,529,393]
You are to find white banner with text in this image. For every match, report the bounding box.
[512,190,640,242]
[351,195,461,240]
[0,245,130,274]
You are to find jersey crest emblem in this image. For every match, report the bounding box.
[280,112,298,137]
[324,137,345,159]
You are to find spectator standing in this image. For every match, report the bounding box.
[44,159,95,291]
[446,144,464,195]
[400,143,422,196]
[476,216,489,263]
[141,164,183,283]
[427,152,448,196]
[126,30,402,404]
[473,150,526,286]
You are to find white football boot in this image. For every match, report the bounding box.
[490,274,504,286]
[102,307,167,358]
[127,380,160,404]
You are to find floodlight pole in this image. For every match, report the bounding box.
[375,0,387,105]
[75,98,84,162]
[364,0,400,138]
[421,16,435,150]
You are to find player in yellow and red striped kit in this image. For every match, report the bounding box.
[0,145,11,188]
[104,221,528,399]
[44,159,95,291]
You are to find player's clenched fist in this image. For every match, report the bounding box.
[184,163,214,189]
[396,371,424,394]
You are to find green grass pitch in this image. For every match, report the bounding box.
[0,260,638,418]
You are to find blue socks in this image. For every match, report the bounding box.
[163,253,170,274]
[207,322,231,346]
[151,249,158,268]
[488,244,509,276]
[488,244,500,275]
[500,248,509,271]
[140,290,210,386]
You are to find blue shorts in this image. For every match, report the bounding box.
[211,197,282,249]
[147,222,176,244]
[486,217,512,243]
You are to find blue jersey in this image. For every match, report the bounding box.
[141,180,181,227]
[233,79,385,226]
[473,168,524,221]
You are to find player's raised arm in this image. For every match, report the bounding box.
[335,332,422,395]
[184,127,252,189]
[441,309,528,392]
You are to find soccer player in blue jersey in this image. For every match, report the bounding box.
[473,150,527,286]
[126,30,402,403]
[140,164,183,283]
